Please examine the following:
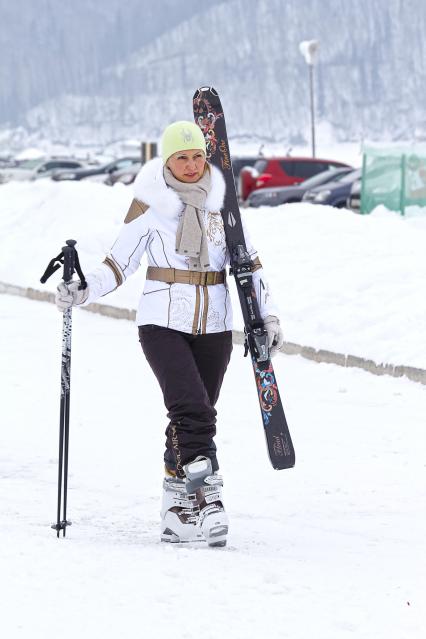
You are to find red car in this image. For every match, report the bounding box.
[239,157,351,201]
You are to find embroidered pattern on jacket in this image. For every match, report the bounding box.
[201,287,209,334]
[206,211,226,247]
[168,288,194,331]
[206,294,221,331]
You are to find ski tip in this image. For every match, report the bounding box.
[270,450,296,470]
[273,459,295,470]
[194,86,219,98]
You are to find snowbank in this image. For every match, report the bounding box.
[0,179,425,367]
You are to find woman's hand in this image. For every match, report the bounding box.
[55,281,89,311]
[263,315,284,357]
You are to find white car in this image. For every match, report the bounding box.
[0,158,85,184]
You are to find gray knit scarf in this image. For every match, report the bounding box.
[163,165,212,272]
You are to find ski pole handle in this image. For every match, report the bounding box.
[62,239,77,284]
[40,239,87,290]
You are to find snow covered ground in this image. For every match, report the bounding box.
[1,178,425,368]
[1,294,425,639]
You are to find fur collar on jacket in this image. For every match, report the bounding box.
[133,157,226,217]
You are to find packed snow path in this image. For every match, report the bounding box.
[1,295,425,639]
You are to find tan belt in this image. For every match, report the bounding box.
[146,266,226,286]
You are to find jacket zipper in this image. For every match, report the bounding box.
[197,285,204,334]
[192,285,201,335]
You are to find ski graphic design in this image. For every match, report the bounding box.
[193,86,295,470]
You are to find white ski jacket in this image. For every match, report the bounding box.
[84,157,279,334]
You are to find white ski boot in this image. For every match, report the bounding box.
[160,474,204,543]
[184,457,229,548]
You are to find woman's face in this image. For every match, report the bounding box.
[167,149,206,183]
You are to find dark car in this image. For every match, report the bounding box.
[246,167,353,208]
[302,168,362,207]
[52,157,141,182]
[104,162,142,186]
[239,156,351,201]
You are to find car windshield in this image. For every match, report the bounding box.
[104,158,136,172]
[254,159,268,173]
[300,169,349,189]
[16,159,43,169]
[232,158,259,177]
[338,168,362,183]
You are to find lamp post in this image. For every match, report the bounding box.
[299,40,319,158]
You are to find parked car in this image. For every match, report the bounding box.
[239,156,351,201]
[104,163,142,186]
[302,168,362,207]
[246,167,353,208]
[52,157,141,182]
[0,158,85,184]
[0,156,14,168]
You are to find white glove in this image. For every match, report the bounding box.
[263,315,284,357]
[55,281,89,311]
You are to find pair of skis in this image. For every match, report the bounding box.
[193,87,295,470]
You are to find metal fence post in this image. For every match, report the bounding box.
[360,152,367,214]
[400,154,406,216]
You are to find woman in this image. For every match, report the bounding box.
[56,120,283,547]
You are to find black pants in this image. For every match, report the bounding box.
[138,325,233,477]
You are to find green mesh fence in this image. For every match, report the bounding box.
[361,146,426,215]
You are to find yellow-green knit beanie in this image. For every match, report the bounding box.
[161,121,206,164]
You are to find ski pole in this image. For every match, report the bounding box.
[40,239,86,537]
